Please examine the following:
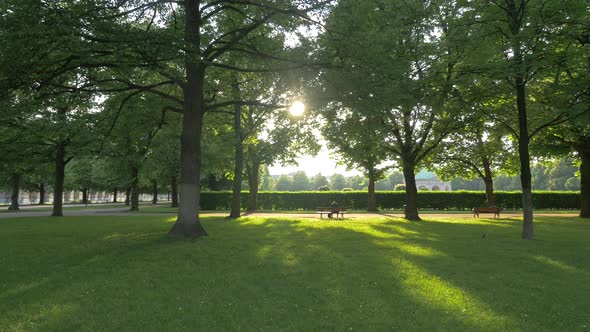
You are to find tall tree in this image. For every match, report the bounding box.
[291,171,311,191]
[275,174,292,191]
[468,0,589,238]
[330,174,346,191]
[167,0,332,236]
[311,173,329,190]
[319,0,466,219]
[432,118,517,206]
[99,92,167,211]
[322,109,388,211]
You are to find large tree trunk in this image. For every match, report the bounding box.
[51,142,66,217]
[230,76,243,218]
[367,174,377,212]
[8,173,20,211]
[169,0,208,237]
[171,176,179,208]
[130,166,139,211]
[579,147,590,218]
[516,78,534,239]
[82,188,88,206]
[402,163,420,220]
[504,0,533,238]
[152,180,158,204]
[247,160,260,211]
[482,157,495,207]
[38,183,45,205]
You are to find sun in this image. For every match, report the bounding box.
[289,101,305,116]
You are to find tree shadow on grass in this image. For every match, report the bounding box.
[1,215,589,331]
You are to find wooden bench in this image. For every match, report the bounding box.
[317,207,347,219]
[473,206,502,218]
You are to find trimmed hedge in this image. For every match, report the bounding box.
[199,191,581,211]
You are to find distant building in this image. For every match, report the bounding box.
[413,169,452,191]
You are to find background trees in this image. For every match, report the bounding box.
[318,0,468,220]
[1,0,587,239]
[462,0,590,237]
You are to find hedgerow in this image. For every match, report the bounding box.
[198,191,580,211]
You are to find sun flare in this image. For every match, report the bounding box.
[289,101,305,116]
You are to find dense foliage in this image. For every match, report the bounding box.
[198,191,581,211]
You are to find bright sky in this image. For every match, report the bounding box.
[268,145,361,177]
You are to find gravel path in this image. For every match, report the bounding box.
[240,212,579,219]
[0,208,578,220]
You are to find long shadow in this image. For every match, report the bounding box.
[1,215,588,331]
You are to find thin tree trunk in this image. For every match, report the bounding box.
[152,180,158,204]
[124,187,130,206]
[482,157,495,207]
[169,0,207,237]
[367,174,377,212]
[402,163,420,220]
[113,188,118,203]
[230,76,243,218]
[52,142,66,217]
[38,183,45,205]
[130,166,139,211]
[579,147,590,218]
[8,173,20,211]
[247,160,260,211]
[171,176,179,208]
[516,78,534,239]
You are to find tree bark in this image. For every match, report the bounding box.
[230,75,243,218]
[113,188,118,203]
[516,78,534,239]
[51,142,66,217]
[171,176,179,208]
[169,0,208,237]
[130,166,139,211]
[367,173,377,212]
[8,173,20,211]
[125,187,130,206]
[247,160,260,211]
[402,163,420,220]
[482,157,495,207]
[505,0,533,238]
[579,147,590,218]
[152,180,158,204]
[82,188,88,206]
[38,183,45,205]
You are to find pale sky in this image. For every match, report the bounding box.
[268,146,362,176]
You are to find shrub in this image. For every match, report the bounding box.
[318,186,331,191]
[198,191,580,211]
[394,184,406,191]
[341,188,354,192]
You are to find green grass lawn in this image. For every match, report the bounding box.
[134,206,582,215]
[1,215,589,331]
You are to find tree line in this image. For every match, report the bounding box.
[1,0,588,240]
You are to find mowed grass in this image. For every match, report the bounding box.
[0,215,589,331]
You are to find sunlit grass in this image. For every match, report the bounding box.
[0,215,589,331]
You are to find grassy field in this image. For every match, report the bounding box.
[0,204,127,213]
[1,215,588,331]
[131,205,581,215]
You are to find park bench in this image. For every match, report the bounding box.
[316,207,347,219]
[473,206,502,218]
